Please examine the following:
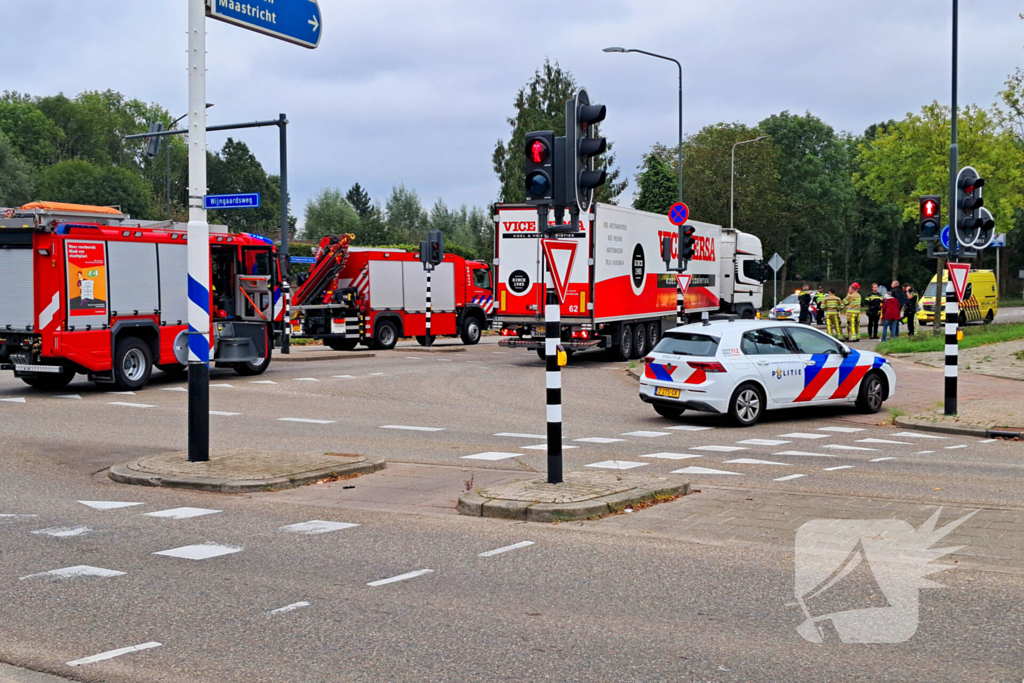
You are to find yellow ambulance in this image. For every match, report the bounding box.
[917,269,998,326]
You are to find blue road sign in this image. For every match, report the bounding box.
[668,202,689,226]
[290,256,316,264]
[940,224,950,250]
[207,0,322,49]
[204,193,261,210]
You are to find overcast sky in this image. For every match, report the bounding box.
[3,1,1021,224]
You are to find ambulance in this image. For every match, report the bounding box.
[918,269,998,326]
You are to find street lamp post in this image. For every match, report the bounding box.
[730,136,767,231]
[603,47,682,203]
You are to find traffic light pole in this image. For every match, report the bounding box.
[539,204,563,485]
[945,0,959,416]
[425,265,433,348]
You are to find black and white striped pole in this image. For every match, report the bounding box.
[425,267,432,348]
[421,230,444,348]
[944,276,958,414]
[538,205,563,484]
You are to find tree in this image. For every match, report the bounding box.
[492,60,625,205]
[36,159,155,218]
[384,184,427,244]
[0,93,63,166]
[303,188,363,242]
[346,183,373,219]
[0,132,34,207]
[206,138,286,236]
[632,153,676,215]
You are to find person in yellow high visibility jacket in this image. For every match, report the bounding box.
[822,288,845,338]
[843,283,862,342]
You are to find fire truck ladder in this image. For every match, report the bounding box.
[292,234,355,307]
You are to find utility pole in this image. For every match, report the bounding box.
[945,0,959,416]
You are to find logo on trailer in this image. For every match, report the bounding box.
[508,270,531,294]
[631,243,646,293]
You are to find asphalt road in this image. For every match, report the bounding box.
[0,337,1022,682]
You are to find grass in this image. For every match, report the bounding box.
[1014,349,1024,361]
[876,323,1024,354]
[1000,298,1024,308]
[887,406,907,424]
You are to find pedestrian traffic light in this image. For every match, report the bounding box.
[145,121,164,159]
[918,195,941,242]
[679,225,696,262]
[955,166,985,247]
[524,131,555,205]
[566,88,607,214]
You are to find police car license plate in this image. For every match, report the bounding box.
[655,387,681,398]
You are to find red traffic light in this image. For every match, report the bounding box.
[922,199,937,218]
[529,139,549,164]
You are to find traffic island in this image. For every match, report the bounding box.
[457,471,690,522]
[401,346,466,354]
[274,349,376,363]
[109,449,385,494]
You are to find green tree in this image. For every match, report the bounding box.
[0,132,35,207]
[0,93,63,166]
[632,153,676,215]
[492,60,625,205]
[36,159,154,218]
[206,138,286,236]
[345,183,373,219]
[303,187,363,242]
[384,184,427,244]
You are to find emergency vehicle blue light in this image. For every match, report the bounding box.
[243,233,274,245]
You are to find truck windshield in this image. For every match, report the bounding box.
[473,267,491,290]
[652,333,719,357]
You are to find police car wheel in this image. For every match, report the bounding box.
[729,383,764,427]
[653,404,684,419]
[855,372,884,414]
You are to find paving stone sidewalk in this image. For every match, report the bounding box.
[896,336,1024,381]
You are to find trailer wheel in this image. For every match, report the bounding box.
[374,320,398,350]
[21,368,75,391]
[536,348,546,361]
[646,322,661,353]
[631,324,646,359]
[113,337,153,391]
[235,348,271,376]
[614,324,633,362]
[327,338,359,351]
[460,315,482,345]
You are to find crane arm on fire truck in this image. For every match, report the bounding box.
[292,233,355,307]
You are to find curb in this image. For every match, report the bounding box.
[457,480,690,523]
[894,416,1023,440]
[274,351,376,363]
[400,346,466,354]
[109,456,385,494]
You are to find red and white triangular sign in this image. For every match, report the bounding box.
[541,239,579,304]
[675,274,692,295]
[948,262,971,302]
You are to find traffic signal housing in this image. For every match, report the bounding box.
[973,207,996,250]
[420,229,445,267]
[679,224,696,262]
[524,131,555,205]
[145,121,164,159]
[918,195,941,242]
[566,88,607,214]
[955,166,985,248]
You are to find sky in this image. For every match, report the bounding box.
[2,0,1021,227]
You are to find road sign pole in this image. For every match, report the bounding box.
[944,276,958,415]
[279,113,291,355]
[187,0,210,462]
[946,0,959,416]
[537,205,562,485]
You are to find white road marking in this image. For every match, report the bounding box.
[691,445,747,452]
[32,526,91,538]
[367,569,433,587]
[823,445,878,452]
[479,541,535,557]
[736,439,791,446]
[280,520,359,535]
[869,457,896,462]
[405,357,422,360]
[369,372,386,376]
[493,351,508,354]
[572,437,626,444]
[435,359,453,362]
[774,474,806,482]
[773,451,839,458]
[269,601,310,615]
[333,375,356,379]
[21,565,125,580]
[892,432,948,439]
[79,501,144,510]
[293,377,320,382]
[725,458,791,466]
[210,411,241,416]
[108,402,155,408]
[160,387,187,392]
[857,438,912,445]
[977,439,997,444]
[153,543,243,560]
[0,514,37,518]
[945,445,968,450]
[916,450,935,454]
[823,465,855,471]
[495,433,546,439]
[0,397,27,403]
[778,432,830,439]
[105,391,136,396]
[621,431,670,438]
[250,380,277,384]
[462,452,520,461]
[585,460,647,470]
[521,444,578,450]
[640,453,702,460]
[816,426,865,433]
[671,466,741,476]
[380,425,445,432]
[54,394,82,400]
[278,418,336,424]
[211,383,235,388]
[144,507,221,520]
[67,642,161,667]
[665,425,714,431]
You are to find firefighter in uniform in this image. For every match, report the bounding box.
[814,286,827,325]
[864,283,883,339]
[823,288,844,338]
[843,283,862,342]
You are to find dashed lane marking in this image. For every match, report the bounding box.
[293,378,320,382]
[250,380,277,384]
[462,452,520,461]
[0,398,27,403]
[869,457,896,462]
[573,437,626,444]
[108,402,155,408]
[333,375,356,379]
[369,373,386,376]
[479,541,535,557]
[153,543,243,560]
[367,569,433,587]
[892,432,948,439]
[945,444,968,449]
[79,501,144,510]
[725,458,791,466]
[665,425,714,431]
[210,411,241,416]
[105,391,135,396]
[495,433,546,439]
[773,451,840,458]
[640,453,702,460]
[916,450,935,454]
[32,526,91,538]
[211,383,235,388]
[823,465,855,471]
[621,431,670,438]
[278,418,336,425]
[280,521,359,535]
[736,439,791,446]
[160,387,187,392]
[144,507,221,520]
[269,602,310,615]
[585,460,647,470]
[21,565,125,580]
[671,466,741,476]
[55,394,82,400]
[67,642,161,667]
[778,433,830,439]
[0,514,38,518]
[823,445,878,452]
[857,438,913,445]
[978,439,997,444]
[521,444,578,450]
[773,474,806,482]
[816,426,865,433]
[380,425,445,432]
[691,445,747,452]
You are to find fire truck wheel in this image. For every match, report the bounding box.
[21,368,75,391]
[113,337,153,391]
[460,316,482,345]
[631,324,647,359]
[327,338,359,351]
[615,324,633,362]
[373,320,398,350]
[235,349,271,376]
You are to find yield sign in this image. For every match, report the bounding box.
[541,239,579,304]
[675,274,692,295]
[948,262,971,302]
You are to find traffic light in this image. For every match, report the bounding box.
[661,235,673,267]
[524,131,555,205]
[973,207,996,249]
[566,88,607,214]
[679,225,696,262]
[420,230,445,267]
[955,166,985,247]
[918,195,941,242]
[145,121,164,159]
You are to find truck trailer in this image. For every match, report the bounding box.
[0,202,283,391]
[493,202,765,360]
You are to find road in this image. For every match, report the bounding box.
[0,337,1022,682]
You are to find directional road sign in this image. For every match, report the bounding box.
[204,193,260,210]
[207,0,322,49]
[948,262,971,302]
[992,233,1007,248]
[541,239,579,304]
[668,202,689,226]
[289,256,316,264]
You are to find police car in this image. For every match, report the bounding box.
[638,320,896,426]
[768,293,817,321]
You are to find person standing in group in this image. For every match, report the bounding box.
[843,283,862,342]
[864,283,883,339]
[881,291,901,342]
[903,283,918,336]
[823,288,844,339]
[814,286,827,325]
[798,283,813,325]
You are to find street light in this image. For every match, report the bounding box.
[603,46,683,203]
[162,103,214,220]
[730,135,767,231]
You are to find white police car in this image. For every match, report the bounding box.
[769,293,817,321]
[638,320,896,426]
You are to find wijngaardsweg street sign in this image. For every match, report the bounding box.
[207,0,322,49]
[204,193,261,210]
[290,256,316,264]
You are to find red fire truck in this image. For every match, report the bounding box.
[0,202,283,391]
[290,235,494,350]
